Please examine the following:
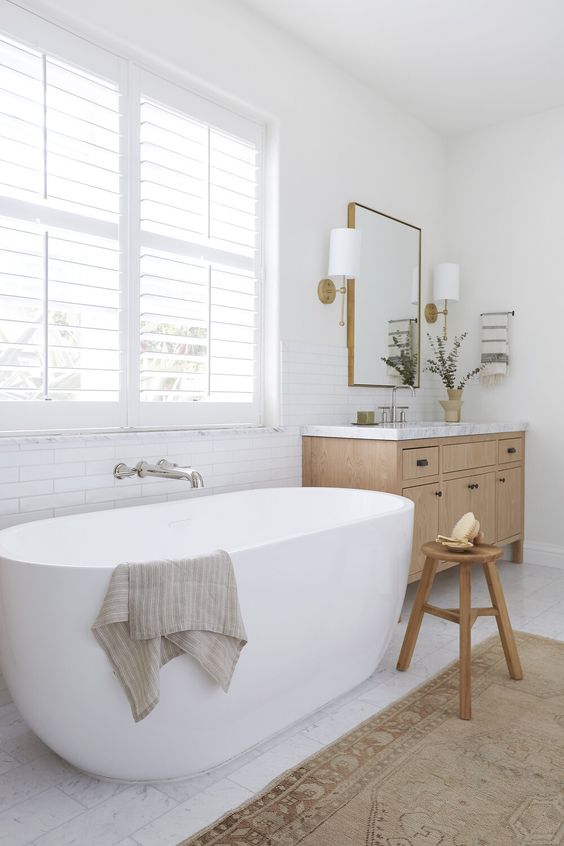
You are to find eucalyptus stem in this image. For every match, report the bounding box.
[424,332,482,390]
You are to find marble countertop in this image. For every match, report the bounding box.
[300,421,528,441]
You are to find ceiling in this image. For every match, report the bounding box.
[239,0,564,134]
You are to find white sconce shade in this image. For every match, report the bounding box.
[328,228,361,278]
[434,263,460,302]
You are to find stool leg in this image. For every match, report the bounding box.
[459,562,472,720]
[483,559,523,680]
[397,557,438,671]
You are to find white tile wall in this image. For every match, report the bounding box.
[280,340,443,426]
[0,341,442,529]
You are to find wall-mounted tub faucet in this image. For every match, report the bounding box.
[113,458,204,488]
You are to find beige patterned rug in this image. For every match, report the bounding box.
[181,633,564,845]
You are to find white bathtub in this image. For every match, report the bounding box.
[0,486,413,781]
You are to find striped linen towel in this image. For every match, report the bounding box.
[481,312,509,385]
[92,550,247,722]
[386,318,415,381]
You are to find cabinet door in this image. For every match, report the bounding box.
[497,467,523,541]
[441,472,496,542]
[402,483,440,578]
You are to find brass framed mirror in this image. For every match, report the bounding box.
[347,202,421,387]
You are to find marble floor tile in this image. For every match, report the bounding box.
[228,732,323,793]
[130,779,253,846]
[0,749,20,776]
[0,725,51,765]
[32,784,176,846]
[0,787,83,846]
[301,696,389,746]
[0,753,72,814]
[357,667,430,706]
[58,770,129,809]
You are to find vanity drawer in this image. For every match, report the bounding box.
[498,437,523,464]
[403,446,439,480]
[442,440,496,474]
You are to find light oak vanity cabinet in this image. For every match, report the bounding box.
[302,431,525,583]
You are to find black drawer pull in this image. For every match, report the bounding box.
[507,447,517,454]
[435,490,443,497]
[499,477,506,483]
[467,483,479,490]
[416,458,429,467]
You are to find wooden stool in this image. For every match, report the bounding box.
[397,541,523,719]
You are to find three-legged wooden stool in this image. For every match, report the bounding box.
[397,541,523,719]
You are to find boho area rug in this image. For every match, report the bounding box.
[181,633,564,845]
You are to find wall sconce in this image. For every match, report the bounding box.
[425,262,460,339]
[317,228,361,326]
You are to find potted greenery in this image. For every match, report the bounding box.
[424,332,482,422]
[381,333,418,387]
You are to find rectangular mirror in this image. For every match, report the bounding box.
[347,202,421,387]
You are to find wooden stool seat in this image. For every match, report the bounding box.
[397,541,523,719]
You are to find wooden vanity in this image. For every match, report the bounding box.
[302,424,526,583]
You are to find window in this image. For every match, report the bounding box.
[0,2,263,430]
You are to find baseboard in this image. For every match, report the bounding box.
[523,541,564,571]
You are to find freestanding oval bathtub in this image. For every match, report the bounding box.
[0,486,413,781]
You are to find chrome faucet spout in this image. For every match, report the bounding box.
[391,384,416,424]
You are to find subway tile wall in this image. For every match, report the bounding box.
[280,341,442,426]
[0,342,442,529]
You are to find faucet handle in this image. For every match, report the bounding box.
[113,462,138,479]
[157,458,177,470]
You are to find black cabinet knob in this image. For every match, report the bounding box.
[499,477,506,483]
[416,458,429,467]
[435,490,443,497]
[507,447,517,454]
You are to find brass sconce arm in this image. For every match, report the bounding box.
[318,278,347,326]
[425,299,450,340]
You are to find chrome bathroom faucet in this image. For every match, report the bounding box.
[390,384,415,424]
[113,458,204,488]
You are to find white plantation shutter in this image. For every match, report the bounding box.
[135,72,262,426]
[0,7,124,430]
[0,4,264,431]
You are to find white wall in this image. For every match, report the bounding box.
[447,106,564,563]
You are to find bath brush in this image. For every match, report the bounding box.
[436,511,482,550]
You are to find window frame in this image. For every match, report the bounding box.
[0,0,265,432]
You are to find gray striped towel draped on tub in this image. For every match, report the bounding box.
[92,550,247,722]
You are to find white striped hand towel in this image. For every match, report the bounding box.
[92,550,247,722]
[480,312,509,385]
